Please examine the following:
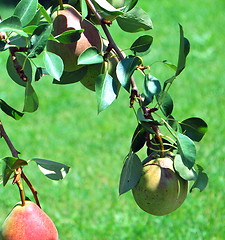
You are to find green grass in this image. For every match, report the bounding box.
[0,1,225,239]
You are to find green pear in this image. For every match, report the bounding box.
[47,5,102,72]
[1,201,58,240]
[132,157,188,216]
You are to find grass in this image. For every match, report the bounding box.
[0,0,225,239]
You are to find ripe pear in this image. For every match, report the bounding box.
[1,201,58,240]
[47,5,102,72]
[132,157,188,216]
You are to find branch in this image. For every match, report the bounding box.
[85,0,141,107]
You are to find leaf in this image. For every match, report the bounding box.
[167,115,178,131]
[6,53,32,87]
[78,47,104,65]
[116,56,142,92]
[32,158,70,180]
[14,0,38,27]
[144,74,161,101]
[131,124,146,153]
[43,51,63,81]
[0,99,24,120]
[162,60,177,71]
[130,35,153,55]
[95,73,117,113]
[119,152,142,195]
[38,4,52,23]
[23,81,39,112]
[28,24,52,57]
[0,16,28,37]
[190,165,208,192]
[176,133,196,169]
[180,117,208,142]
[53,67,88,85]
[156,91,173,117]
[54,29,83,44]
[94,0,125,21]
[80,0,88,20]
[174,154,197,181]
[175,24,190,76]
[1,157,27,186]
[117,7,153,33]
[35,67,49,81]
[124,0,138,12]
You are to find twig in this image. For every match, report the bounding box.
[85,0,141,107]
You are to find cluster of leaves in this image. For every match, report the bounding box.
[0,0,208,203]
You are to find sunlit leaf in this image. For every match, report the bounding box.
[28,24,52,57]
[80,0,88,20]
[43,51,63,81]
[144,74,161,101]
[0,99,24,120]
[78,47,104,65]
[14,0,38,27]
[95,73,117,113]
[0,16,28,37]
[174,154,197,181]
[119,152,142,195]
[55,29,83,44]
[176,133,196,169]
[162,60,177,71]
[116,56,142,92]
[117,7,153,33]
[32,158,70,180]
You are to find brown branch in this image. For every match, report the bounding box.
[0,121,40,206]
[85,0,141,107]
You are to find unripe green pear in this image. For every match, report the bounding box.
[47,5,102,72]
[1,201,58,240]
[132,157,188,216]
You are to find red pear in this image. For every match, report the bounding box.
[1,201,58,240]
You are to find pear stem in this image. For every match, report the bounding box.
[58,0,64,10]
[85,0,140,107]
[0,121,40,207]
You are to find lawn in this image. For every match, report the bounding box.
[0,0,225,239]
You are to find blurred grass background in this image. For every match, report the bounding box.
[0,0,225,239]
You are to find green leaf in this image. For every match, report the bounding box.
[130,35,153,55]
[180,117,208,142]
[53,66,88,85]
[14,0,38,27]
[95,73,117,113]
[175,24,190,76]
[176,133,196,169]
[1,157,27,186]
[28,24,52,57]
[94,0,125,21]
[116,56,142,92]
[54,29,83,44]
[32,158,70,180]
[23,81,39,112]
[35,67,49,81]
[162,60,177,71]
[190,165,208,192]
[0,16,28,37]
[119,152,142,195]
[131,124,146,153]
[38,4,52,23]
[174,154,197,181]
[157,91,173,117]
[78,47,104,65]
[6,53,32,87]
[43,51,63,81]
[124,0,138,12]
[80,0,88,20]
[144,74,161,101]
[117,7,153,33]
[167,115,178,131]
[0,99,24,120]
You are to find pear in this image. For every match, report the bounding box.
[1,201,58,240]
[47,5,102,72]
[132,157,188,216]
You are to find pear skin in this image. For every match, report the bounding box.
[1,201,58,240]
[132,157,188,216]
